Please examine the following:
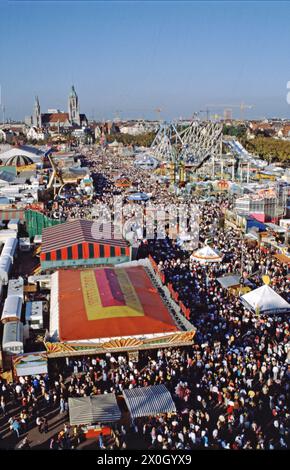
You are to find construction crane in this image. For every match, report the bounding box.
[0,84,5,125]
[155,108,162,121]
[206,103,254,120]
[114,110,122,122]
[199,109,210,121]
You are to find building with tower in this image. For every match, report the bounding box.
[33,96,42,128]
[68,85,80,126]
[27,86,87,130]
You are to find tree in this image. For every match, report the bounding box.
[244,137,290,164]
[105,132,156,147]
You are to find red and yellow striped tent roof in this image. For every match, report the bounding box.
[53,266,179,342]
[42,219,129,253]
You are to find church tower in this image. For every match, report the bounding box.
[33,96,41,128]
[68,85,80,126]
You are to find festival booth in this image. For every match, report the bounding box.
[114,177,131,189]
[12,352,48,377]
[25,301,44,329]
[241,284,290,315]
[217,274,252,296]
[68,394,121,439]
[45,261,195,358]
[217,275,241,290]
[123,384,176,419]
[40,219,131,270]
[134,154,159,170]
[191,245,222,264]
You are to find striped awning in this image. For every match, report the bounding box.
[68,394,121,426]
[123,385,176,419]
[42,219,129,253]
[0,209,24,221]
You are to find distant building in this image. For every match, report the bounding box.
[277,124,290,138]
[119,121,155,135]
[28,86,88,130]
[105,121,120,135]
[24,116,33,126]
[235,191,278,223]
[33,96,42,128]
[68,85,80,126]
[247,121,276,138]
[0,125,25,144]
[26,126,48,141]
[40,219,131,270]
[94,125,102,140]
[0,129,15,144]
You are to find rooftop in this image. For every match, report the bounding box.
[41,219,129,253]
[50,265,180,342]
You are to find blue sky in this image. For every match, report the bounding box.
[1,0,290,121]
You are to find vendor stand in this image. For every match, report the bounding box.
[68,394,121,440]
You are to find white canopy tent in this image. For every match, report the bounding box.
[241,284,290,315]
[191,245,222,264]
[123,385,176,419]
[68,394,121,426]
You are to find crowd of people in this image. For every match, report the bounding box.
[0,145,289,450]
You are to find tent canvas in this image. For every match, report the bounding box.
[191,245,222,263]
[217,275,241,289]
[123,384,176,419]
[68,394,121,426]
[50,266,179,342]
[241,284,290,315]
[127,192,150,201]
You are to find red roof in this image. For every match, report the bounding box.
[42,219,129,253]
[55,266,179,341]
[42,113,69,124]
[281,125,290,136]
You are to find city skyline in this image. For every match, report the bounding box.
[1,1,290,121]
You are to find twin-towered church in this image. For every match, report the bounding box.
[32,85,88,129]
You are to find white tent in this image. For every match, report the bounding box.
[241,284,290,315]
[68,394,121,425]
[191,245,222,264]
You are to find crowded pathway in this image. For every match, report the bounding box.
[0,146,289,450]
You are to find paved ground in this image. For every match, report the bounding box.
[0,397,144,450]
[13,250,40,278]
[0,400,102,450]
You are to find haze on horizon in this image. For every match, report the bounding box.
[0,0,290,122]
